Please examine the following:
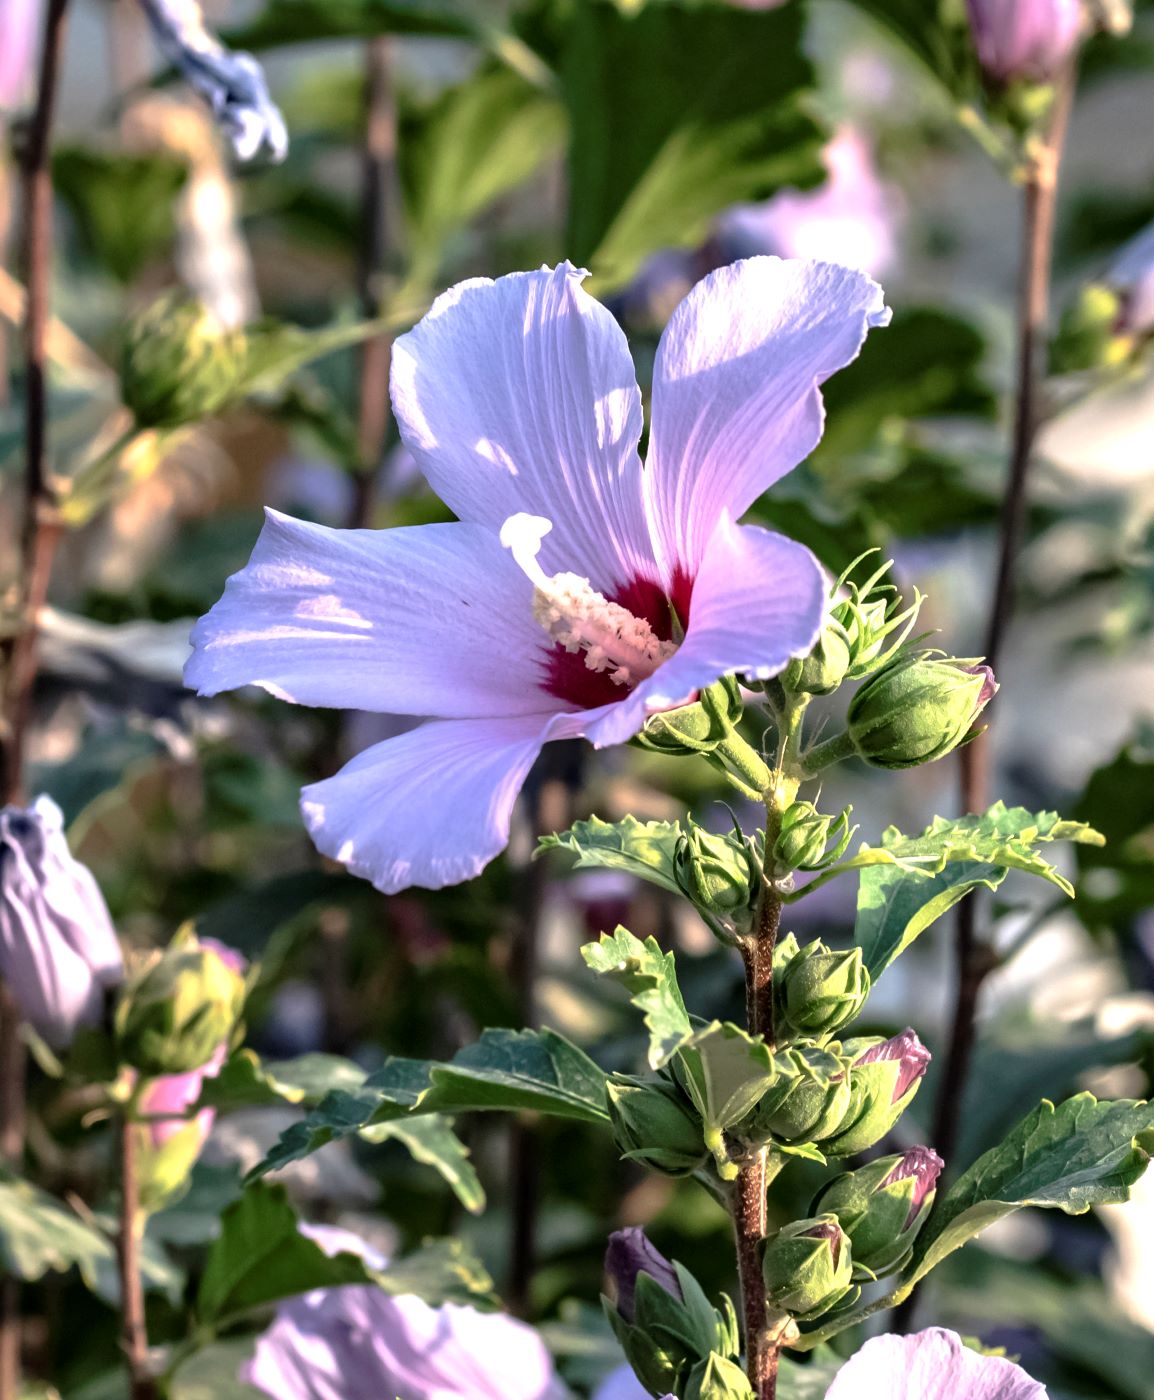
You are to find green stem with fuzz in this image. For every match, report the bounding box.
[118,1113,158,1400]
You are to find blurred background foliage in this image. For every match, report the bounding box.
[3,0,1154,1396]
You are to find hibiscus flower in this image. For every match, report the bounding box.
[186,258,888,893]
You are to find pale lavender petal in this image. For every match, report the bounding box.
[592,1367,654,1400]
[1108,219,1154,337]
[0,0,41,112]
[825,1328,1047,1399]
[391,263,654,595]
[966,0,1081,83]
[583,516,824,748]
[0,796,123,1048]
[138,1043,226,1149]
[300,717,549,894]
[645,257,889,580]
[185,511,556,720]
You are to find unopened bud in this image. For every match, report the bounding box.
[605,1228,681,1324]
[608,1073,707,1177]
[823,1030,931,1157]
[777,942,870,1040]
[781,621,851,697]
[674,824,759,930]
[965,0,1082,84]
[847,652,997,770]
[635,677,742,756]
[116,932,247,1076]
[121,294,247,429]
[740,1044,851,1146]
[815,1146,944,1278]
[763,1216,854,1320]
[772,802,852,875]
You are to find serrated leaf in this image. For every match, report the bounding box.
[907,1093,1154,1287]
[539,814,684,895]
[198,1182,493,1327]
[677,1024,774,1177]
[0,1173,180,1304]
[248,1028,609,1179]
[360,1115,485,1214]
[794,1093,1154,1351]
[853,802,1105,976]
[565,0,823,294]
[199,1050,367,1112]
[582,926,693,1069]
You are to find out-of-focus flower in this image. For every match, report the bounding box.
[718,129,900,279]
[0,0,41,112]
[138,0,288,162]
[965,0,1082,84]
[593,1369,676,1400]
[187,259,889,894]
[1107,220,1154,339]
[825,1328,1047,1398]
[0,797,123,1049]
[244,1225,566,1400]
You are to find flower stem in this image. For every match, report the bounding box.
[734,786,786,1400]
[118,1116,157,1400]
[904,73,1075,1333]
[799,730,855,778]
[0,5,72,1391]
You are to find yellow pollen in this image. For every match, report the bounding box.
[501,512,677,688]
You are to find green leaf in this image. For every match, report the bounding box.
[360,1115,486,1214]
[401,65,566,286]
[906,1093,1154,1287]
[1072,728,1154,929]
[839,0,970,94]
[0,1173,180,1304]
[582,927,693,1069]
[852,802,1105,976]
[793,1093,1154,1351]
[233,319,388,403]
[677,1024,774,1177]
[198,1182,493,1327]
[564,0,823,293]
[539,814,684,895]
[199,1050,368,1111]
[54,149,187,285]
[248,1028,609,1179]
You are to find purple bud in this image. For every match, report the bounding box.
[965,0,1082,84]
[798,1218,845,1267]
[966,664,998,715]
[855,1029,931,1103]
[138,1043,228,1151]
[604,1227,682,1323]
[0,797,123,1048]
[882,1147,945,1226]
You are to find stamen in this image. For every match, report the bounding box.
[501,513,677,687]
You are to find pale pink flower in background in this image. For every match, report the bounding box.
[718,127,901,279]
[188,258,888,893]
[965,0,1082,83]
[824,1328,1048,1398]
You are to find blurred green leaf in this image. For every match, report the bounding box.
[838,0,969,94]
[360,1116,486,1214]
[196,870,367,957]
[401,65,566,287]
[198,1181,493,1328]
[850,803,1105,977]
[540,814,684,895]
[582,927,694,1070]
[1073,728,1154,930]
[171,1338,264,1400]
[54,149,186,284]
[565,0,823,292]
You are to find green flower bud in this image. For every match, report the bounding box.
[846,652,997,770]
[116,932,248,1077]
[814,1146,944,1279]
[772,802,853,875]
[822,1030,931,1158]
[674,823,759,932]
[683,1353,757,1400]
[1051,283,1127,374]
[604,1230,741,1397]
[830,555,923,681]
[635,677,742,756]
[777,941,870,1039]
[121,294,246,429]
[738,1044,851,1146]
[607,1072,708,1177]
[762,1216,854,1321]
[781,619,852,696]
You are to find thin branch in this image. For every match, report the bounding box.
[117,1118,157,1400]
